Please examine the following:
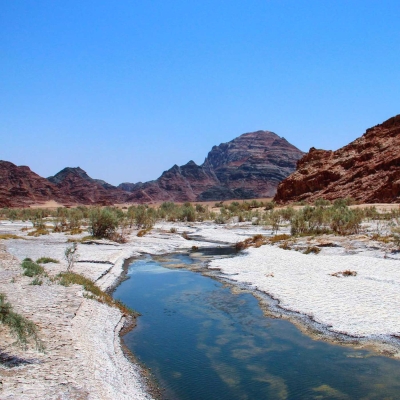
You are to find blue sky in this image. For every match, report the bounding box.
[1,1,399,185]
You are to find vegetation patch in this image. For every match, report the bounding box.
[27,228,49,237]
[36,257,59,264]
[55,272,135,316]
[268,234,291,243]
[303,246,321,255]
[137,228,151,237]
[0,293,44,350]
[0,234,24,240]
[235,234,267,251]
[279,241,292,250]
[21,258,45,277]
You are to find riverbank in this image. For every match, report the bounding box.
[1,218,400,398]
[0,220,261,399]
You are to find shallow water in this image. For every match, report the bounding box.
[114,254,400,400]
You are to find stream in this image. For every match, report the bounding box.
[113,250,400,400]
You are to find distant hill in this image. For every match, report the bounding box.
[0,161,70,207]
[48,167,128,205]
[118,130,304,202]
[275,114,400,203]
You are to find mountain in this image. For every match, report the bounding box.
[0,161,71,207]
[1,129,304,207]
[274,115,400,204]
[47,167,129,205]
[119,130,304,202]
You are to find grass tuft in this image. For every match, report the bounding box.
[55,272,135,316]
[30,277,43,286]
[21,258,45,277]
[36,257,59,264]
[0,293,44,351]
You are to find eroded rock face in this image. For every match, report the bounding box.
[0,161,70,207]
[48,167,129,205]
[275,114,400,203]
[121,131,304,202]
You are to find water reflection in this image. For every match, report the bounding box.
[114,255,400,400]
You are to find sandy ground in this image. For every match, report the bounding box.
[0,220,262,399]
[1,217,400,398]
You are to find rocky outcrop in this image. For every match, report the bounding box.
[120,130,304,202]
[48,167,129,205]
[0,161,71,207]
[275,114,400,203]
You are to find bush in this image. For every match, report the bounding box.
[88,208,119,239]
[21,258,45,277]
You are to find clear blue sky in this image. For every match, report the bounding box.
[1,1,399,185]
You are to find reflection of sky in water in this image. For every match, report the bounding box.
[114,256,400,400]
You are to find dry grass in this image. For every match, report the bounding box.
[303,246,321,255]
[331,270,357,277]
[235,234,268,251]
[137,228,151,237]
[0,234,24,240]
[27,228,49,237]
[268,234,291,243]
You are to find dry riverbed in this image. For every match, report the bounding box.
[1,219,400,398]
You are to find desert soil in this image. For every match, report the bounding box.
[1,212,400,398]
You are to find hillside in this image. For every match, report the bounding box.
[275,115,400,203]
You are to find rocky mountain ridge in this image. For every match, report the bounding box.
[120,130,304,202]
[275,114,400,203]
[0,129,303,207]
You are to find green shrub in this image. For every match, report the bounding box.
[21,258,45,277]
[88,208,119,239]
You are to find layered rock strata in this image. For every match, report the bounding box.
[275,115,400,203]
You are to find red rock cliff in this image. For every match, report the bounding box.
[274,114,400,203]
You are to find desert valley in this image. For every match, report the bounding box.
[1,115,400,398]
